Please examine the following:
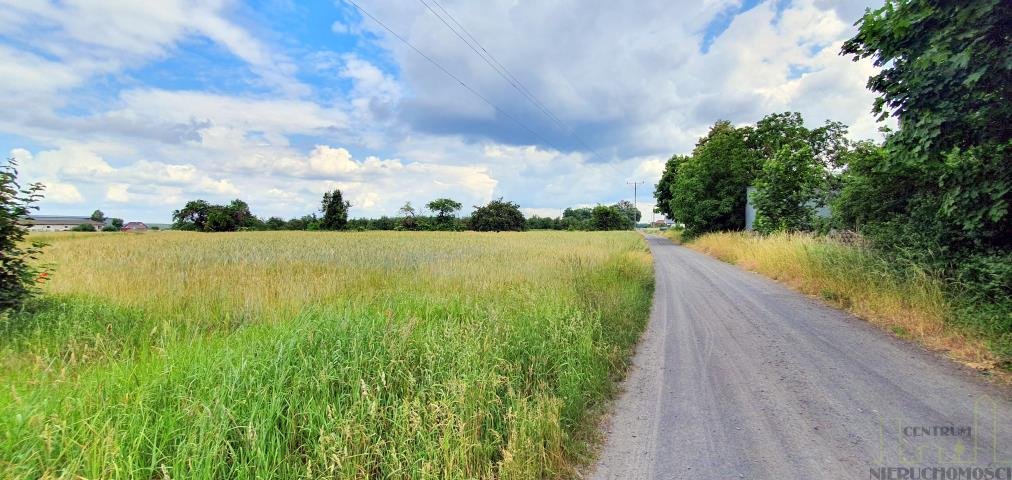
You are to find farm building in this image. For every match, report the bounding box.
[19,215,105,232]
[121,222,148,231]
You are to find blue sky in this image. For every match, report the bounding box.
[1,0,884,222]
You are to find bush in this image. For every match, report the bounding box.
[470,198,526,232]
[101,225,118,232]
[591,205,633,230]
[0,158,46,311]
[72,223,97,232]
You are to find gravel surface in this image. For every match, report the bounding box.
[590,236,1011,479]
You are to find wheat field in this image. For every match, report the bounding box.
[0,231,653,479]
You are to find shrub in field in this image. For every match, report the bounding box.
[470,198,526,231]
[71,223,96,232]
[320,189,350,230]
[0,158,45,311]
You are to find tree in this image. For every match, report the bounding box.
[0,158,46,311]
[90,209,106,222]
[470,198,525,232]
[320,190,351,230]
[426,197,462,230]
[670,121,760,237]
[613,200,641,224]
[751,143,824,234]
[110,218,124,229]
[286,214,319,231]
[171,199,257,232]
[397,202,418,230]
[526,215,561,230]
[591,205,633,230]
[561,207,593,230]
[264,216,286,230]
[840,0,1011,301]
[172,200,212,231]
[653,155,689,219]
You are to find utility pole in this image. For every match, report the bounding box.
[627,180,646,224]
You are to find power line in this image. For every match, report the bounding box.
[415,0,628,181]
[421,0,567,132]
[418,0,604,156]
[343,0,636,202]
[343,0,557,148]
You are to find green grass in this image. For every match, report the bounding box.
[686,231,1009,373]
[0,231,653,479]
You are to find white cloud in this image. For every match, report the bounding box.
[40,181,85,204]
[105,184,131,203]
[308,146,359,176]
[0,0,892,221]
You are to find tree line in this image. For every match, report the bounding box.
[654,0,1009,334]
[172,192,644,233]
[171,192,533,232]
[526,201,641,231]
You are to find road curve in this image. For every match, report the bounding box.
[591,235,1011,479]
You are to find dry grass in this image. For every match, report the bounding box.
[0,230,653,479]
[686,231,1003,374]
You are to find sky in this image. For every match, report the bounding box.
[1,0,888,223]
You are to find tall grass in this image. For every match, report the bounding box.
[0,231,653,479]
[687,232,1006,372]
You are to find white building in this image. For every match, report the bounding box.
[20,216,105,232]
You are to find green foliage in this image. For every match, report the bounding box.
[613,200,641,224]
[397,202,418,230]
[470,198,526,232]
[426,198,462,218]
[751,143,824,234]
[319,189,350,231]
[591,205,633,231]
[89,210,105,222]
[670,121,760,237]
[71,223,97,232]
[652,155,688,219]
[832,140,894,229]
[172,199,257,232]
[110,218,123,229]
[264,216,286,231]
[0,158,46,311]
[525,215,561,230]
[840,0,1011,304]
[101,225,118,232]
[426,198,463,230]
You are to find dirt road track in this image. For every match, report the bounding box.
[590,236,1011,479]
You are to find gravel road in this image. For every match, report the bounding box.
[590,235,1011,479]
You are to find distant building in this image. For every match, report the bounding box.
[19,215,104,232]
[121,222,149,232]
